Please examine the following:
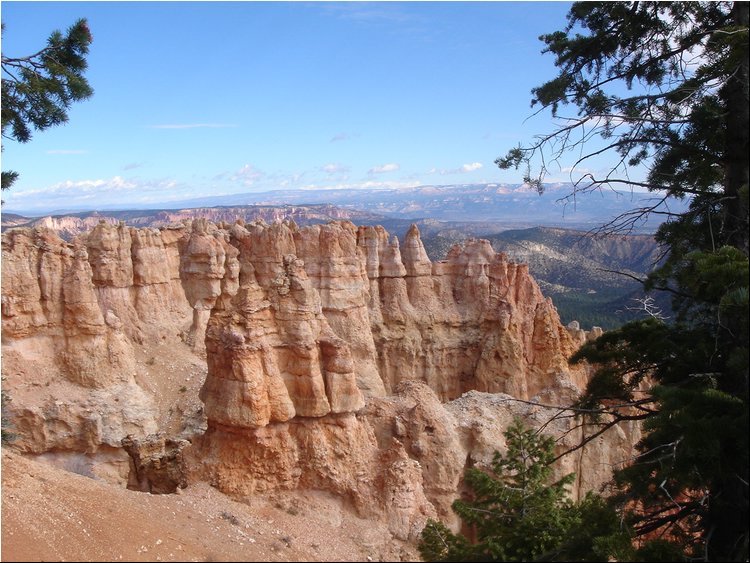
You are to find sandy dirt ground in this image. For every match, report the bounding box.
[1,450,419,562]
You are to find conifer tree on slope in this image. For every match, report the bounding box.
[1,18,93,192]
[496,2,748,560]
[419,418,632,562]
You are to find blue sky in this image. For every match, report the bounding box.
[1,1,596,214]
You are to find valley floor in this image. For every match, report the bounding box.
[1,451,418,562]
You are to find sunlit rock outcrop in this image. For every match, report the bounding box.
[2,219,635,541]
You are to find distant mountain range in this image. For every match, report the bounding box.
[5,183,688,232]
[150,183,689,232]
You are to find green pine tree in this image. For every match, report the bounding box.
[1,18,94,191]
[418,418,631,562]
[571,246,748,560]
[497,2,748,560]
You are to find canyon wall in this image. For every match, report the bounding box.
[179,218,588,430]
[1,219,637,539]
[1,223,192,479]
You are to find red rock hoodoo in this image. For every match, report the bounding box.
[1,219,638,540]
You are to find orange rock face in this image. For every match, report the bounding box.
[1,219,637,540]
[356,225,588,400]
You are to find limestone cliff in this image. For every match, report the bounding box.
[1,224,189,478]
[194,219,586,423]
[1,219,637,541]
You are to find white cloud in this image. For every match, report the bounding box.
[230,164,266,186]
[559,165,594,177]
[46,149,88,155]
[431,162,484,175]
[321,163,350,175]
[368,163,400,175]
[211,165,313,190]
[149,123,238,129]
[29,176,137,195]
[459,162,483,173]
[274,171,308,188]
[4,175,190,212]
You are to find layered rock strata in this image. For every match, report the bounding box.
[190,380,639,539]
[188,219,586,431]
[2,219,635,541]
[1,223,189,477]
